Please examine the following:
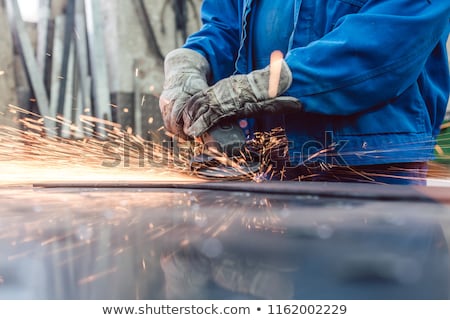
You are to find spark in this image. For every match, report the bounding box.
[78,267,118,285]
[7,250,33,261]
[149,225,178,240]
[180,239,190,247]
[113,248,125,256]
[41,236,63,246]
[435,144,445,155]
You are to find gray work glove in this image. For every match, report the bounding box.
[159,48,210,139]
[182,60,301,137]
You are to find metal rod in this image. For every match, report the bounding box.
[133,60,143,137]
[84,0,112,137]
[36,0,50,76]
[49,15,65,118]
[133,0,164,61]
[55,0,75,119]
[5,0,52,132]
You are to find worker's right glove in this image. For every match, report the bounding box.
[159,48,210,139]
[181,60,302,137]
[184,95,302,138]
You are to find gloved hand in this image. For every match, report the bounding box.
[184,96,302,137]
[181,60,301,137]
[159,48,210,139]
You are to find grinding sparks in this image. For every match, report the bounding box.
[0,106,201,185]
[0,101,449,188]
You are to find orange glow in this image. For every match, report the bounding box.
[268,50,284,98]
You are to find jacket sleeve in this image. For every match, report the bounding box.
[183,0,241,84]
[284,0,450,116]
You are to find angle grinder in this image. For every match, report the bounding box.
[189,121,260,180]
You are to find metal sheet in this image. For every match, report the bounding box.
[0,182,449,299]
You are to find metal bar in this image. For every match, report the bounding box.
[133,60,143,137]
[55,0,75,118]
[133,0,164,61]
[69,20,83,140]
[5,0,52,131]
[74,1,92,137]
[73,85,84,139]
[84,0,112,138]
[36,0,50,75]
[0,1,18,125]
[49,15,64,117]
[61,39,75,138]
[74,0,92,119]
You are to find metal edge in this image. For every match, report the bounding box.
[31,180,450,203]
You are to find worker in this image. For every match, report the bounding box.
[159,0,450,185]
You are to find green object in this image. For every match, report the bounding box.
[435,120,450,163]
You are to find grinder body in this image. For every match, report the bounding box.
[190,121,260,180]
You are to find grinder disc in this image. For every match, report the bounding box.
[189,121,261,180]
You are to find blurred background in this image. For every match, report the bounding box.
[0,0,202,139]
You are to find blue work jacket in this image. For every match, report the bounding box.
[184,0,450,165]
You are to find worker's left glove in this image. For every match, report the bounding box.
[182,60,301,137]
[159,48,211,139]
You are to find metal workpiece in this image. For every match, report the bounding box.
[0,182,449,299]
